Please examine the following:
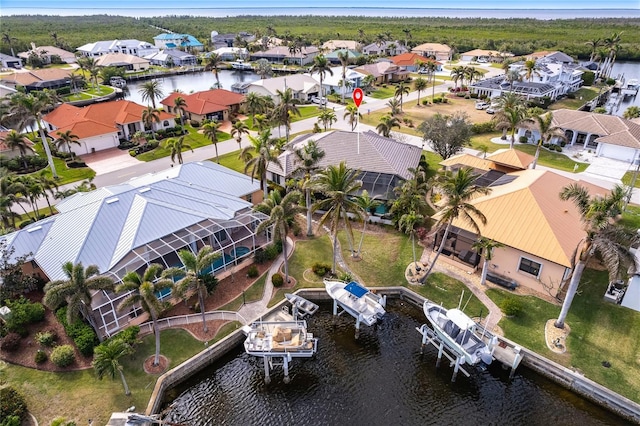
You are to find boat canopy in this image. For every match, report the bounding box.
[446,309,475,330]
[345,281,368,298]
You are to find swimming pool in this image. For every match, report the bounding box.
[202,253,234,275]
[230,246,250,258]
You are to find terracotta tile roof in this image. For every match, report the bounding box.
[551,109,640,149]
[1,68,71,86]
[44,100,173,139]
[486,149,535,170]
[95,53,150,66]
[412,43,452,53]
[441,169,608,267]
[390,53,439,67]
[160,89,245,116]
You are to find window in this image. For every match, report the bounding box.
[214,229,228,243]
[246,194,252,203]
[519,257,541,277]
[163,120,169,127]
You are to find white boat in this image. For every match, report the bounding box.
[324,279,386,326]
[622,78,639,97]
[241,320,317,357]
[285,293,319,318]
[231,60,253,71]
[423,300,493,366]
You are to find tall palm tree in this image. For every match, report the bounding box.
[241,129,282,198]
[394,81,410,112]
[624,106,640,120]
[245,92,267,127]
[554,184,637,329]
[585,38,602,62]
[254,190,305,283]
[526,112,566,169]
[423,167,491,280]
[34,170,58,216]
[92,338,133,395]
[54,130,80,156]
[272,88,300,143]
[4,130,32,170]
[116,264,173,366]
[493,93,527,147]
[164,246,221,333]
[309,162,364,273]
[354,190,382,258]
[230,120,249,150]
[414,77,428,106]
[293,140,325,236]
[0,170,24,228]
[450,66,465,90]
[399,210,424,270]
[343,104,361,131]
[142,106,161,140]
[2,32,17,57]
[523,60,540,82]
[43,262,114,328]
[317,109,337,131]
[202,121,222,163]
[173,96,188,134]
[164,136,193,165]
[205,53,222,88]
[9,92,58,178]
[336,51,351,103]
[471,237,504,286]
[310,54,333,108]
[602,32,623,78]
[139,80,164,109]
[376,114,401,138]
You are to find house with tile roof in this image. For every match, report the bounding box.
[390,53,441,72]
[431,167,608,295]
[307,66,365,98]
[0,68,71,92]
[95,53,150,72]
[460,49,514,63]
[250,46,319,66]
[1,161,269,338]
[325,48,363,65]
[412,43,453,61]
[153,33,204,52]
[0,130,35,159]
[248,74,320,105]
[18,44,77,64]
[354,61,407,84]
[516,109,640,163]
[160,89,245,123]
[322,40,362,52]
[43,100,175,155]
[362,41,408,57]
[267,130,422,201]
[76,39,159,58]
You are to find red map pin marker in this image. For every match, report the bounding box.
[352,88,363,108]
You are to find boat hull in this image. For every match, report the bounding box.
[242,320,317,358]
[324,279,386,326]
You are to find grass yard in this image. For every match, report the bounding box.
[31,144,96,185]
[215,150,246,174]
[621,170,640,189]
[291,106,321,122]
[487,268,640,403]
[217,272,268,311]
[369,86,397,99]
[620,205,640,228]
[136,127,231,162]
[549,87,601,111]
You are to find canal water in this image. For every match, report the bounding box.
[162,300,625,425]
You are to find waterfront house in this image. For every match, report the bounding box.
[411,43,453,62]
[459,49,513,63]
[354,61,408,84]
[95,53,151,72]
[160,89,245,123]
[76,39,159,58]
[250,46,319,66]
[362,41,408,56]
[145,49,198,67]
[18,44,77,64]
[43,100,175,155]
[325,49,363,65]
[321,40,362,53]
[390,53,441,72]
[267,130,422,203]
[154,33,204,52]
[0,161,269,338]
[208,47,249,61]
[210,31,255,49]
[247,74,320,104]
[0,68,71,92]
[307,65,365,98]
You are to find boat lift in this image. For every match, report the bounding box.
[416,324,471,382]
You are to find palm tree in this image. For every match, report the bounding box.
[309,162,364,273]
[394,81,410,112]
[92,338,133,395]
[343,104,361,131]
[241,129,282,198]
[376,114,401,138]
[34,170,58,216]
[164,136,193,165]
[2,32,17,57]
[205,53,222,88]
[354,190,382,258]
[230,120,249,150]
[523,60,540,82]
[54,130,80,157]
[202,121,222,163]
[70,73,85,95]
[493,93,527,147]
[164,246,221,333]
[43,262,114,328]
[472,237,504,286]
[292,140,326,236]
[450,66,465,90]
[317,109,337,131]
[254,190,305,283]
[602,32,623,78]
[414,77,428,106]
[310,54,333,108]
[9,92,58,178]
[386,98,401,116]
[623,106,640,120]
[173,96,188,134]
[139,80,164,109]
[141,106,161,140]
[116,264,173,366]
[526,112,566,169]
[245,92,267,127]
[0,170,24,228]
[4,130,33,170]
[423,167,491,280]
[399,210,424,271]
[272,88,300,143]
[585,38,603,62]
[336,51,351,103]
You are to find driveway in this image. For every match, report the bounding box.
[80,147,143,175]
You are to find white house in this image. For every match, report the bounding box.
[153,34,204,51]
[307,66,365,98]
[145,49,197,67]
[95,53,151,72]
[247,74,320,104]
[76,39,159,58]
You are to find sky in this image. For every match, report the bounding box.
[1,0,639,8]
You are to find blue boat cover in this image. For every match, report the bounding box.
[345,281,368,298]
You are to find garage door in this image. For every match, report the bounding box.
[598,143,635,162]
[82,134,118,155]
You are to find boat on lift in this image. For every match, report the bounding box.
[324,279,386,327]
[230,60,253,71]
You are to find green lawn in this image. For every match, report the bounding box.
[369,86,396,99]
[215,150,246,174]
[64,92,93,101]
[136,127,231,162]
[217,271,268,311]
[31,143,96,185]
[85,85,115,97]
[619,205,640,228]
[621,170,640,189]
[487,268,640,403]
[291,105,321,122]
[549,87,601,111]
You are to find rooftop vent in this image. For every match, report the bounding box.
[106,197,119,204]
[139,187,151,193]
[27,225,42,233]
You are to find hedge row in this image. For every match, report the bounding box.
[55,307,99,357]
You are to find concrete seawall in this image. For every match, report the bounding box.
[146,287,640,423]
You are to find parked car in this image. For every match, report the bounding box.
[311,96,327,106]
[486,107,496,114]
[475,101,489,110]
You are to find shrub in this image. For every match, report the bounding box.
[35,330,56,347]
[470,93,479,99]
[66,160,87,168]
[338,271,353,282]
[35,349,48,364]
[566,93,576,99]
[312,262,331,277]
[271,273,284,288]
[559,140,566,147]
[554,145,563,152]
[4,297,45,334]
[0,386,27,420]
[147,140,160,149]
[129,150,137,157]
[118,140,138,150]
[422,99,430,105]
[0,332,22,351]
[113,325,140,348]
[500,298,523,317]
[55,307,99,356]
[50,344,75,367]
[247,265,259,278]
[519,136,528,143]
[471,121,495,134]
[190,120,201,128]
